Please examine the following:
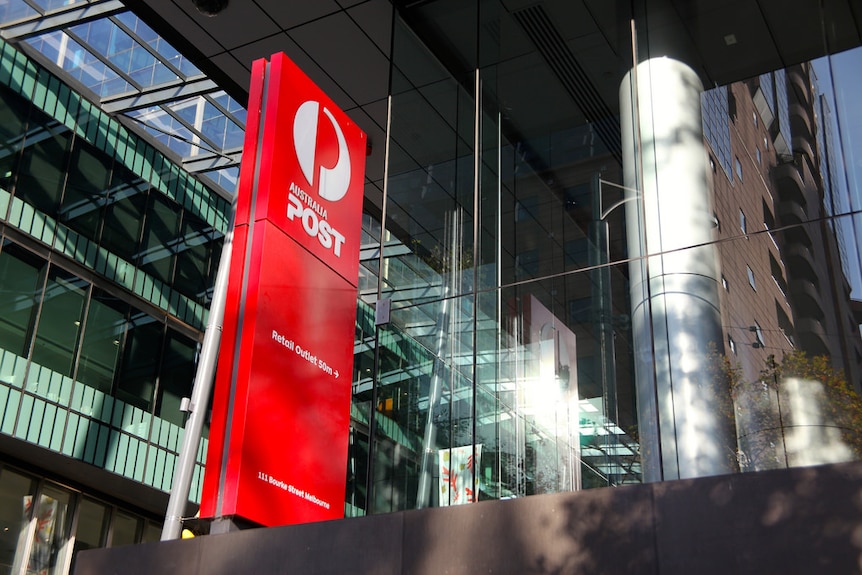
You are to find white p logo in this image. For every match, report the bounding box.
[293,101,351,202]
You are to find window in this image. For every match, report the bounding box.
[721,274,729,291]
[747,265,756,290]
[77,289,129,393]
[564,238,589,268]
[515,249,539,278]
[31,267,88,376]
[756,147,761,164]
[515,196,539,222]
[735,157,743,180]
[568,297,592,324]
[753,110,758,126]
[739,209,747,234]
[762,199,776,229]
[0,243,45,357]
[752,321,764,348]
[775,302,795,347]
[770,252,788,297]
[728,335,737,355]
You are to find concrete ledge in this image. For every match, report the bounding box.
[74,461,862,575]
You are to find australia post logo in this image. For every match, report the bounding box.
[286,100,352,258]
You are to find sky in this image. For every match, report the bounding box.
[812,45,862,300]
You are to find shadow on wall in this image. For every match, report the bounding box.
[75,460,862,575]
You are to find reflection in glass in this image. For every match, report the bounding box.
[31,267,87,377]
[25,484,71,575]
[76,289,128,394]
[138,193,180,284]
[109,511,139,547]
[100,169,147,262]
[156,332,195,426]
[60,143,112,240]
[0,243,45,359]
[0,468,36,575]
[16,123,70,217]
[72,498,108,554]
[115,313,162,412]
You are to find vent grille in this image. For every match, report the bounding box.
[512,4,622,162]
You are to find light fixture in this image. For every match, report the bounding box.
[191,0,228,16]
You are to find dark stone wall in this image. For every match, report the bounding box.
[75,461,862,575]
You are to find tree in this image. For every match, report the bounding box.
[710,347,862,470]
[760,351,862,458]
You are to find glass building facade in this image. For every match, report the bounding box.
[2,0,862,572]
[0,32,228,574]
[350,0,862,507]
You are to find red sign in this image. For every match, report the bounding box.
[200,52,365,526]
[234,52,365,284]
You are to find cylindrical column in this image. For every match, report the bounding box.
[620,57,737,481]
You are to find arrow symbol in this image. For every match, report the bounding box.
[334,370,339,379]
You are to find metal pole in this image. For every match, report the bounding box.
[161,216,235,540]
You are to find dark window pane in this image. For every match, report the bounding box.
[71,497,108,572]
[31,267,87,376]
[17,125,71,216]
[74,497,108,551]
[76,289,128,393]
[60,143,112,241]
[138,193,179,284]
[0,468,37,574]
[156,331,196,426]
[115,312,162,411]
[101,167,147,260]
[173,216,212,302]
[0,90,29,191]
[26,483,72,575]
[0,243,45,357]
[110,510,140,547]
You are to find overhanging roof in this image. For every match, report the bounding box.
[118,0,861,193]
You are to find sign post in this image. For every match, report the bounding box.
[199,52,366,528]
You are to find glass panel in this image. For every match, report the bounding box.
[30,0,86,11]
[100,167,147,261]
[0,0,40,25]
[374,0,641,512]
[210,91,246,127]
[26,483,72,575]
[60,142,112,240]
[127,107,195,157]
[138,193,180,284]
[25,32,132,98]
[113,12,201,78]
[115,311,161,412]
[76,289,129,394]
[199,99,244,150]
[69,19,180,89]
[70,498,108,573]
[139,521,161,544]
[200,167,238,195]
[0,243,44,359]
[31,266,87,377]
[109,510,139,547]
[0,89,30,192]
[72,498,108,552]
[173,215,213,303]
[155,331,195,427]
[16,123,71,217]
[0,467,37,575]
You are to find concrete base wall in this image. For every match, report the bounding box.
[75,461,862,575]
